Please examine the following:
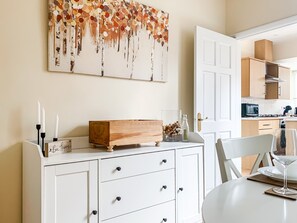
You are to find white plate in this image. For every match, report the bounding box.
[258,166,297,183]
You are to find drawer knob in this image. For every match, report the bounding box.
[162,159,167,164]
[92,210,98,215]
[162,185,167,190]
[178,187,184,192]
[162,218,168,222]
[116,196,122,201]
[116,167,122,171]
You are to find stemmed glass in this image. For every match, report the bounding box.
[271,128,297,195]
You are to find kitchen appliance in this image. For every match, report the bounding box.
[283,105,292,116]
[241,103,259,117]
[295,107,297,115]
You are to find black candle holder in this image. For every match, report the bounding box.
[36,124,41,145]
[41,132,46,156]
[53,137,58,142]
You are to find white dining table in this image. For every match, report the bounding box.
[202,176,297,223]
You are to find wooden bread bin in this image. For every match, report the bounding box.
[89,120,163,152]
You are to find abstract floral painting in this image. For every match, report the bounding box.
[48,0,169,82]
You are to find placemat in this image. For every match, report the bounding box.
[265,188,297,200]
[247,174,297,190]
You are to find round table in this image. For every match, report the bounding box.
[202,177,297,223]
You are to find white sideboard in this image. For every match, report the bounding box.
[23,134,204,223]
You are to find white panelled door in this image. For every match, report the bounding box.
[194,26,241,194]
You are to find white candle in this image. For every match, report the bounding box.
[42,108,45,132]
[37,101,41,124]
[54,114,59,138]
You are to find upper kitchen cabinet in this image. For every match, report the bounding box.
[241,57,266,98]
[265,63,291,100]
[254,39,273,62]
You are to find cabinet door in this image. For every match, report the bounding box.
[44,161,98,223]
[278,66,291,100]
[176,147,204,223]
[249,59,266,98]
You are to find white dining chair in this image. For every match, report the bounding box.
[216,134,274,183]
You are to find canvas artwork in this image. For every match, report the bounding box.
[48,0,169,82]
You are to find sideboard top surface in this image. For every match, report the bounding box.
[23,138,204,166]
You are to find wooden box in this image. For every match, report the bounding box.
[89,120,163,151]
[254,39,273,61]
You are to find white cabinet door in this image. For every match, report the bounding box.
[176,147,204,223]
[44,161,98,223]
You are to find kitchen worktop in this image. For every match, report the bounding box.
[242,116,297,121]
[241,117,284,120]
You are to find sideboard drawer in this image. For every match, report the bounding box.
[102,201,175,223]
[100,150,174,182]
[101,169,175,220]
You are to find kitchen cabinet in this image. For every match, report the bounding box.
[23,136,204,223]
[241,58,266,98]
[286,119,297,130]
[254,39,273,61]
[241,118,280,173]
[265,64,291,100]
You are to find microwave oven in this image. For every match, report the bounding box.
[241,103,259,117]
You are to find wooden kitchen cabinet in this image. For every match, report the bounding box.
[241,58,266,98]
[265,64,291,100]
[279,66,291,99]
[286,120,297,130]
[241,119,280,173]
[242,119,279,137]
[254,39,273,61]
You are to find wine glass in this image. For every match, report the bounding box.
[271,128,297,195]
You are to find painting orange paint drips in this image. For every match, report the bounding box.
[48,0,169,81]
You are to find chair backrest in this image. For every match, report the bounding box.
[216,134,274,183]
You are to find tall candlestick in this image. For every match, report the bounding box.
[37,101,41,124]
[42,108,45,132]
[41,132,46,156]
[36,124,41,145]
[54,114,59,139]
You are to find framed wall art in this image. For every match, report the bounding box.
[48,0,169,82]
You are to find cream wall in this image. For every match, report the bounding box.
[274,39,297,61]
[0,0,225,222]
[240,39,297,62]
[226,0,297,35]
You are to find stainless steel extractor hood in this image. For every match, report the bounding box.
[265,74,285,83]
